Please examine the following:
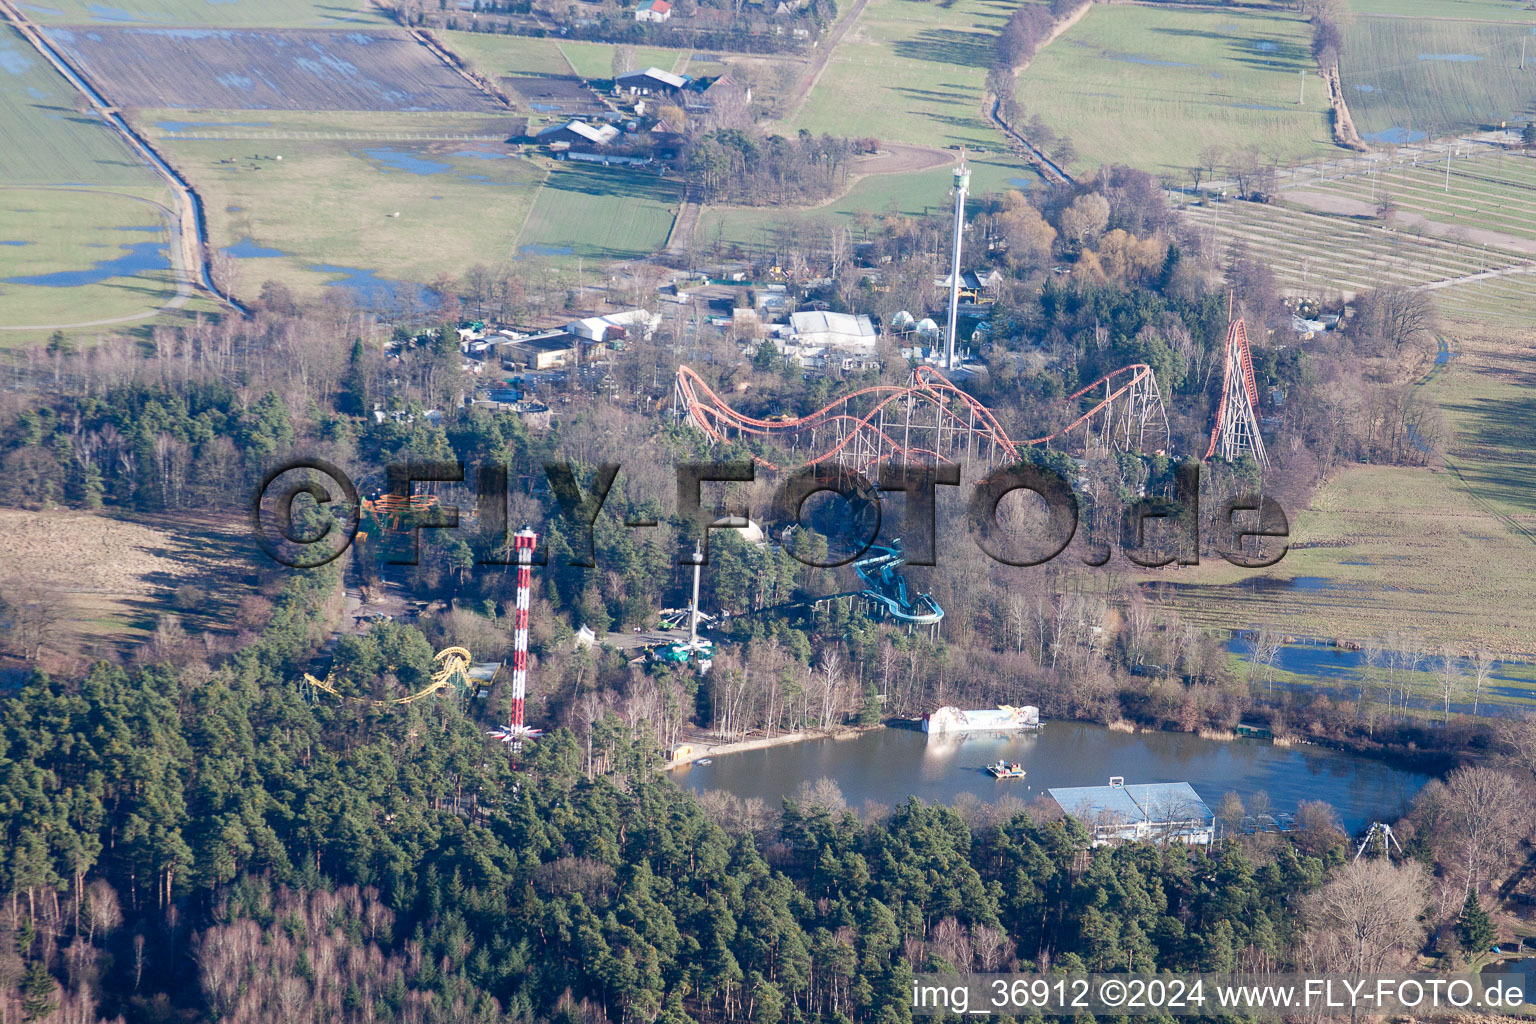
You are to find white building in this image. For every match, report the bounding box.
[782,310,877,365]
[635,0,672,21]
[1048,778,1215,846]
[567,308,659,343]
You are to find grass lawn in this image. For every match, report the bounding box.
[17,0,388,27]
[0,188,184,336]
[785,0,1014,149]
[1148,326,1536,657]
[698,155,1031,251]
[1340,16,1536,139]
[1017,4,1336,178]
[441,31,574,79]
[517,161,681,261]
[156,132,547,301]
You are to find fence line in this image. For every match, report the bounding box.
[159,131,510,141]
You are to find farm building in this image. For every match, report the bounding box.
[1048,778,1215,846]
[682,73,752,114]
[635,0,672,21]
[614,67,690,97]
[535,120,619,149]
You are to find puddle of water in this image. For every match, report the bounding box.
[1338,559,1376,566]
[1252,40,1278,52]
[1355,84,1377,93]
[223,237,286,258]
[1418,53,1481,62]
[1363,126,1427,144]
[116,224,162,232]
[1105,53,1192,67]
[4,240,168,287]
[226,205,242,213]
[309,262,439,310]
[452,150,510,160]
[0,241,30,247]
[518,243,573,256]
[157,119,272,132]
[362,147,452,176]
[0,46,31,76]
[87,4,153,22]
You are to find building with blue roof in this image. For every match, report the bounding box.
[1048,777,1215,846]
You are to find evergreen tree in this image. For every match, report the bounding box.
[1457,889,1496,955]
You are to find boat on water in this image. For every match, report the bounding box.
[695,758,713,766]
[986,760,1026,779]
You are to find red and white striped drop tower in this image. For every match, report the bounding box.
[490,527,542,750]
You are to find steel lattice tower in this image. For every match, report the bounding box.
[944,155,970,371]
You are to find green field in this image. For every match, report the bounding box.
[0,188,185,334]
[0,23,160,187]
[441,31,574,79]
[1152,322,1536,656]
[17,0,387,27]
[1341,16,1536,139]
[0,23,186,334]
[1016,4,1336,176]
[1347,0,1536,23]
[785,0,1012,149]
[698,154,1030,251]
[517,161,681,261]
[155,125,547,300]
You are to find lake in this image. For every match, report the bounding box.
[675,722,1430,832]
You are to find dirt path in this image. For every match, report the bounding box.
[665,192,703,254]
[0,0,242,324]
[774,0,873,123]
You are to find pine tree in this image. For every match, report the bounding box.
[1457,889,1495,955]
[20,960,56,1022]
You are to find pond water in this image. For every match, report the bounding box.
[223,236,286,259]
[1364,126,1428,145]
[4,239,167,287]
[675,722,1429,833]
[310,262,439,310]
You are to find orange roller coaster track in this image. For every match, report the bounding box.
[673,363,1169,472]
[1204,318,1268,469]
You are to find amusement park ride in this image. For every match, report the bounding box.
[674,318,1267,474]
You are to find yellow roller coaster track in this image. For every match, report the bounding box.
[302,646,479,707]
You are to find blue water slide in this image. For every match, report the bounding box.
[850,541,944,626]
